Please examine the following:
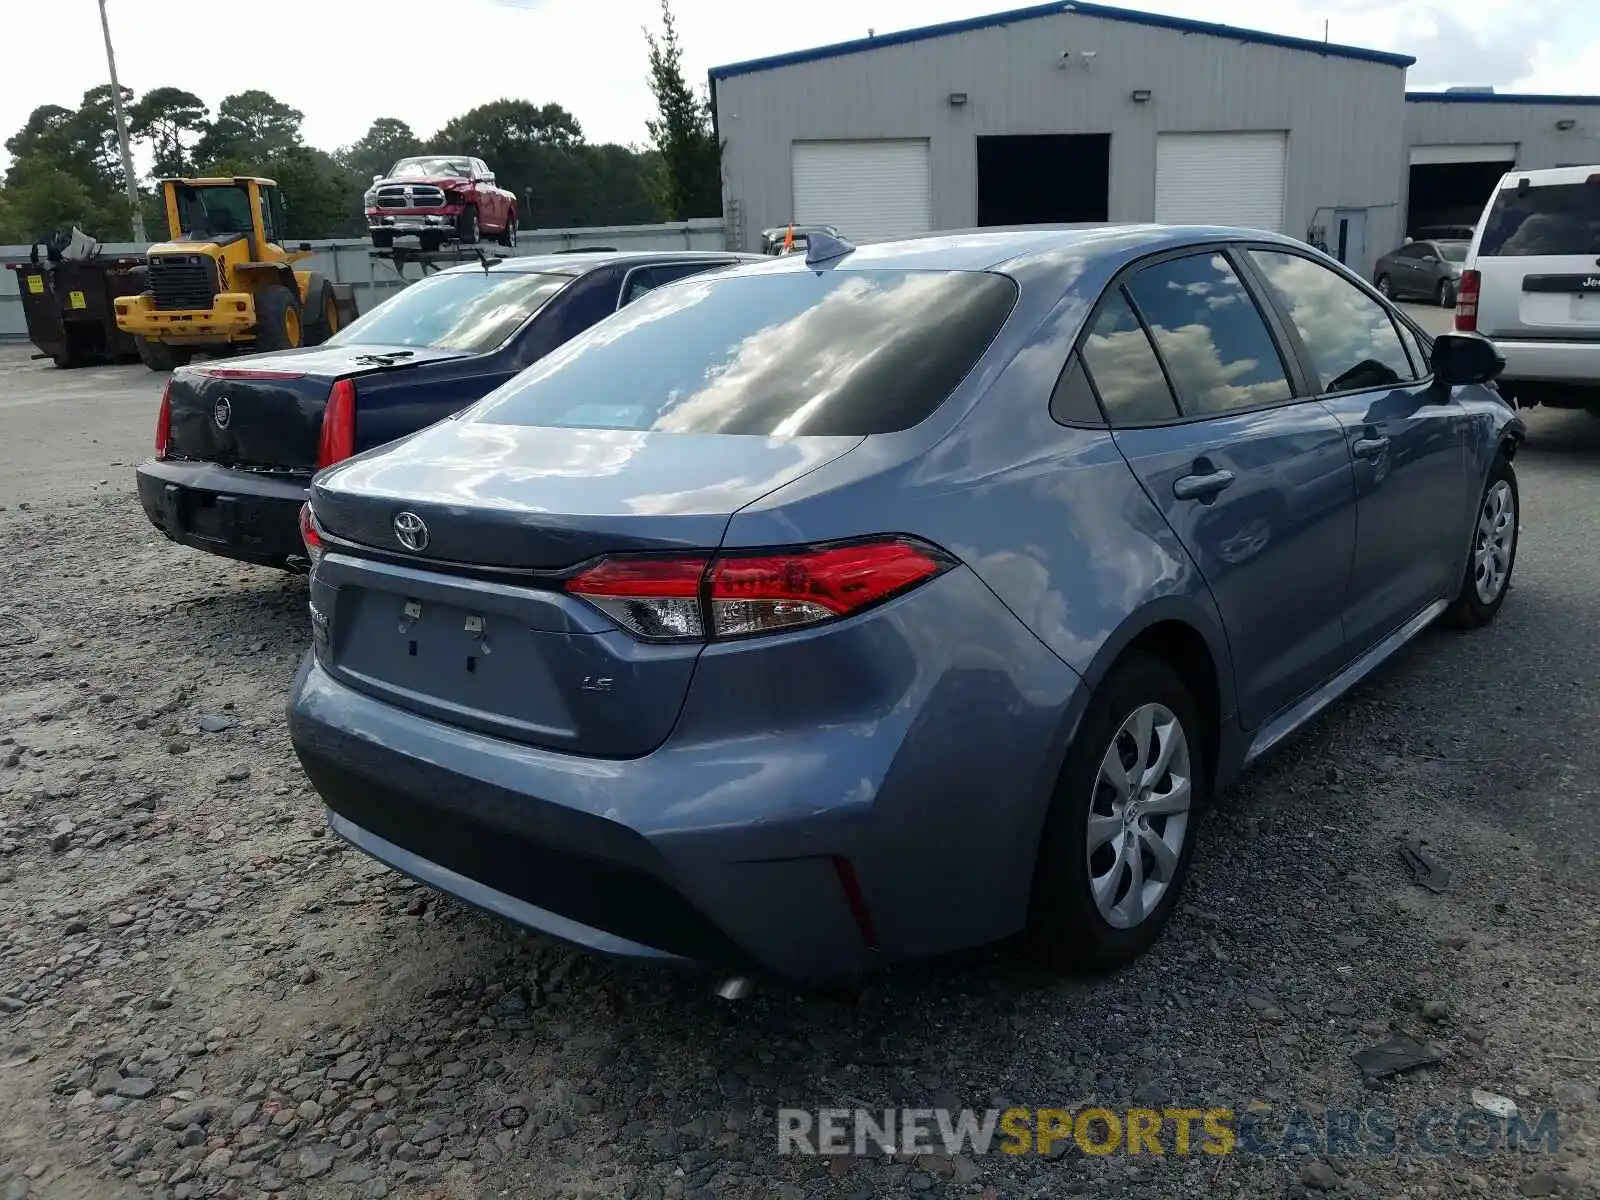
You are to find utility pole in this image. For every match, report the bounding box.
[97,0,146,243]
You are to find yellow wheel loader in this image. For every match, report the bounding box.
[115,177,353,371]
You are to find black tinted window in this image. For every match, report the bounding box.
[1125,254,1293,416]
[1249,250,1417,392]
[328,271,571,353]
[1479,182,1600,256]
[1393,243,1425,260]
[622,261,726,306]
[473,269,1017,436]
[1080,291,1178,424]
[1049,356,1105,426]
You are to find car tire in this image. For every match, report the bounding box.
[459,205,480,244]
[302,281,340,347]
[253,284,303,353]
[1442,456,1519,630]
[1030,654,1204,971]
[1376,274,1394,299]
[498,212,518,248]
[370,230,394,250]
[135,339,192,372]
[1437,279,1456,307]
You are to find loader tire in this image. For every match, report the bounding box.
[254,285,302,353]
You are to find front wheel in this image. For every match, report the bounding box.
[1443,456,1519,629]
[1030,655,1204,970]
[1437,278,1456,307]
[498,212,518,248]
[458,205,480,244]
[253,285,302,353]
[1376,274,1394,299]
[370,229,394,250]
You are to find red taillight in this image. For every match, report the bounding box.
[298,503,324,567]
[1455,269,1481,331]
[317,379,356,469]
[154,378,173,459]
[564,537,955,643]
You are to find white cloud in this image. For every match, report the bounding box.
[2,0,1595,172]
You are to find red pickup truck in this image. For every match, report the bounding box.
[364,155,518,251]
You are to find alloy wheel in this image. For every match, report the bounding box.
[1474,479,1516,604]
[1087,703,1193,929]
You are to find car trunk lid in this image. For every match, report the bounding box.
[165,344,466,472]
[309,425,860,756]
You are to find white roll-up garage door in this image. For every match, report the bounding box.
[791,139,932,243]
[1409,143,1517,166]
[1154,132,1288,232]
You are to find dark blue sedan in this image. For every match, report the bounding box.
[135,249,753,568]
[288,227,1521,987]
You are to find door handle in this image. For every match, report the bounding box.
[1172,469,1236,502]
[1352,435,1390,460]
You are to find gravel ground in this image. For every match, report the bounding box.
[1,330,1598,1200]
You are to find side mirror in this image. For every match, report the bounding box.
[1431,332,1504,386]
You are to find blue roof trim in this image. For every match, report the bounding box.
[1406,91,1600,106]
[708,1,1415,81]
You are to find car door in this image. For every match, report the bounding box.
[473,159,505,229]
[1397,243,1435,297]
[1243,247,1469,655]
[1089,249,1358,729]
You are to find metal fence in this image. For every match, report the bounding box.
[0,219,728,344]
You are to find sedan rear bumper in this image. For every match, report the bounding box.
[136,457,309,568]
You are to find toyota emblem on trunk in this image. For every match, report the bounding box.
[213,397,232,429]
[393,511,429,552]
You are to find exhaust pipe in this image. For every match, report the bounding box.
[713,976,755,1001]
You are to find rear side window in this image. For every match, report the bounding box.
[1248,250,1417,392]
[1479,182,1600,256]
[1124,253,1294,416]
[621,261,727,306]
[1080,291,1178,424]
[472,269,1018,436]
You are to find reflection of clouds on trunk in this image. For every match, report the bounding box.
[1250,251,1414,391]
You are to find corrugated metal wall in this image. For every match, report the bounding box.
[0,220,726,344]
[1404,100,1600,169]
[715,10,1408,274]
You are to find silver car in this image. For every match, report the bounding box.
[1374,239,1468,306]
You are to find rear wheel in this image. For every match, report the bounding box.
[1030,655,1203,970]
[135,339,192,372]
[458,204,480,244]
[1443,456,1519,629]
[302,282,340,346]
[1376,274,1394,299]
[1437,278,1456,307]
[253,285,302,353]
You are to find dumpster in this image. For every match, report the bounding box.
[7,236,147,368]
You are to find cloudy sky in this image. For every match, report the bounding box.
[3,0,1597,167]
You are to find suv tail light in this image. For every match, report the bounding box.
[565,537,957,642]
[1455,269,1481,331]
[298,503,324,568]
[317,378,356,468]
[154,378,174,459]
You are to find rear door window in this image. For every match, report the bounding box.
[1124,253,1295,416]
[1479,182,1600,256]
[473,269,1018,435]
[1248,250,1418,392]
[1079,291,1179,424]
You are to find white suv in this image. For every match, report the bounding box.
[1458,165,1600,409]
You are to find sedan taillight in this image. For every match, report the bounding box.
[298,503,324,568]
[154,378,173,459]
[1455,269,1481,331]
[564,537,957,643]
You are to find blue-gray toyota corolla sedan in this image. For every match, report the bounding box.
[286,226,1522,987]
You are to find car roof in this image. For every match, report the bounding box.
[1494,164,1600,189]
[433,250,758,278]
[733,225,1312,274]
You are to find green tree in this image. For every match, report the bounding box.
[0,157,104,242]
[196,90,304,166]
[340,117,422,183]
[72,84,138,192]
[130,87,209,177]
[643,0,720,219]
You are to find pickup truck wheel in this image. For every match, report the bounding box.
[302,282,339,347]
[458,204,480,244]
[370,229,394,250]
[498,213,518,248]
[135,339,192,372]
[253,285,302,352]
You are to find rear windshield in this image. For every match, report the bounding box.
[1478,182,1600,257]
[1437,241,1468,263]
[470,269,1018,436]
[326,271,570,353]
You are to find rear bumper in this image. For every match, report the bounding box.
[285,566,1086,985]
[1488,337,1600,387]
[136,458,309,567]
[115,291,257,342]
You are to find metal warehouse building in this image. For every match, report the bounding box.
[709,0,1600,277]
